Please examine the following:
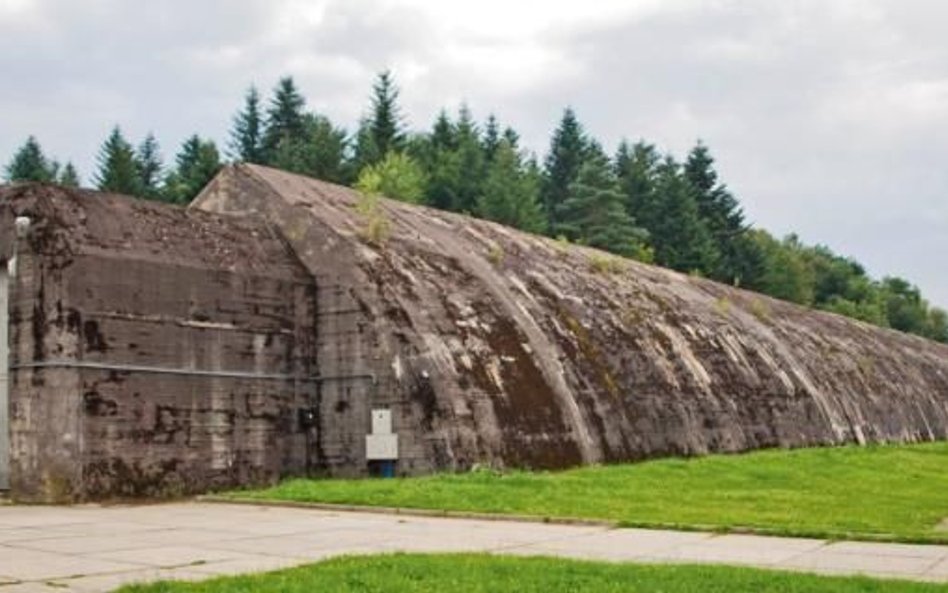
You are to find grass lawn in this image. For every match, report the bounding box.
[117,553,948,593]
[227,443,948,543]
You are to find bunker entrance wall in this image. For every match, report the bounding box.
[1,186,326,502]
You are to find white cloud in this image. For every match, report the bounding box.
[383,0,673,40]
[0,0,38,18]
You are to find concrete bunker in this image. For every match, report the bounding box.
[2,166,948,502]
[0,184,326,501]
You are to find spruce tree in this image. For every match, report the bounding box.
[647,156,719,273]
[556,149,649,260]
[615,140,659,219]
[476,139,545,233]
[482,114,501,163]
[229,85,265,164]
[683,142,762,285]
[352,119,378,174]
[542,108,588,229]
[453,105,485,213]
[502,127,521,151]
[95,127,142,195]
[307,114,350,183]
[59,162,80,188]
[369,71,405,158]
[136,133,163,200]
[354,71,406,170]
[419,110,461,210]
[431,110,456,151]
[4,136,56,183]
[270,113,349,184]
[163,136,222,204]
[263,77,306,159]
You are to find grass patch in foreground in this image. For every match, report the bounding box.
[230,442,948,542]
[117,553,948,593]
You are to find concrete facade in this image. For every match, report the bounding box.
[0,185,319,501]
[1,166,947,501]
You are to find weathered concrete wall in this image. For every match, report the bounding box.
[4,167,947,501]
[194,169,437,475]
[196,164,948,475]
[2,207,83,501]
[1,185,319,501]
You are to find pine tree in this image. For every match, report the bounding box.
[229,86,265,164]
[453,105,485,213]
[431,110,456,151]
[59,162,80,188]
[4,136,56,183]
[95,127,142,195]
[643,157,720,273]
[163,136,222,204]
[556,149,649,260]
[615,140,659,219]
[418,110,460,210]
[369,71,405,159]
[304,114,349,183]
[411,107,486,213]
[542,108,588,229]
[683,142,762,285]
[482,114,501,163]
[136,133,163,200]
[270,113,349,183]
[354,71,406,170]
[476,139,545,233]
[263,77,306,159]
[502,127,521,151]
[352,119,377,174]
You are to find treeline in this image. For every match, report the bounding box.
[5,130,222,206]
[4,73,946,343]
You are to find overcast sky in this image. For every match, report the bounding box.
[2,0,946,307]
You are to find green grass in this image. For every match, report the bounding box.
[228,443,948,542]
[116,553,948,593]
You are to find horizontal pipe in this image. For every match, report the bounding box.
[10,360,375,383]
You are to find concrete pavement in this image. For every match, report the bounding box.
[0,502,946,591]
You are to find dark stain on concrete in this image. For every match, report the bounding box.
[82,319,108,352]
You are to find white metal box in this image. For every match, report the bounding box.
[366,433,398,460]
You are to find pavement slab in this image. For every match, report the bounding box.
[52,568,209,593]
[929,558,948,578]
[0,502,946,592]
